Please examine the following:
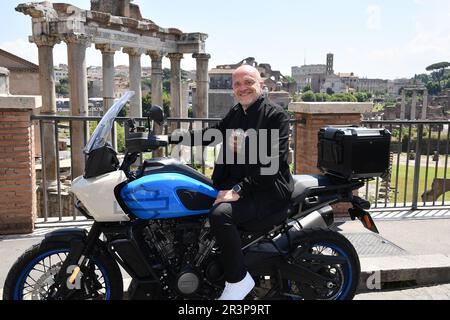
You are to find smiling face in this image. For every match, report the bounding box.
[232,65,264,110]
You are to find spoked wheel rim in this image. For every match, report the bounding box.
[279,242,353,300]
[13,249,111,300]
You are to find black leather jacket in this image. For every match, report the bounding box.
[182,96,294,203]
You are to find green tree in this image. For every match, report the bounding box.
[354,92,369,102]
[141,78,152,90]
[292,93,302,102]
[426,81,441,95]
[415,73,430,84]
[302,84,312,93]
[314,92,330,102]
[163,80,171,93]
[55,77,69,96]
[142,92,171,118]
[162,91,171,117]
[284,76,297,84]
[301,90,316,102]
[426,62,450,89]
[118,103,129,117]
[330,93,357,102]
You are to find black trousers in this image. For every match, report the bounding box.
[209,195,276,283]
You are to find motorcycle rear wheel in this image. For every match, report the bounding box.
[269,228,360,300]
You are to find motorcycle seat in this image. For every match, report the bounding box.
[291,174,334,200]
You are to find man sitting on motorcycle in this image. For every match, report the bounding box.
[174,65,294,300]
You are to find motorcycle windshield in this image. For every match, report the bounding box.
[84,91,135,154]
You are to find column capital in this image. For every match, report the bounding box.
[167,53,184,61]
[63,33,92,46]
[123,47,146,56]
[30,35,60,47]
[95,43,120,54]
[148,50,164,61]
[193,53,211,60]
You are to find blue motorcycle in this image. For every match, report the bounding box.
[3,91,379,300]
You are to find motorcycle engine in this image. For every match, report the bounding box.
[144,217,213,297]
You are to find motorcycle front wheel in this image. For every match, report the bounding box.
[3,241,123,300]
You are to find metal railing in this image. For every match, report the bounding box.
[32,114,450,223]
[361,120,450,210]
[32,114,299,222]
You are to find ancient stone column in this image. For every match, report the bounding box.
[149,51,163,108]
[96,44,118,113]
[123,47,143,118]
[422,89,428,120]
[168,53,184,119]
[65,34,90,180]
[32,35,60,189]
[149,51,164,133]
[411,89,417,120]
[193,53,210,118]
[181,82,189,118]
[400,89,406,120]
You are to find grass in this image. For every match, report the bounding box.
[366,161,450,205]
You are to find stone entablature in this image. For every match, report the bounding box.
[16,2,207,54]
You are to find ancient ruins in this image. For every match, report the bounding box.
[16,0,210,183]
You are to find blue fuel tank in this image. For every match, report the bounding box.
[119,172,218,220]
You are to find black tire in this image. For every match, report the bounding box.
[3,241,123,300]
[271,228,360,300]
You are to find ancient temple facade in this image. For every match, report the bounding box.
[17,0,210,181]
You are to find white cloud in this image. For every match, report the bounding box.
[366,5,381,31]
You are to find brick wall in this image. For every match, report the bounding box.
[0,109,36,234]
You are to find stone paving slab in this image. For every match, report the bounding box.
[355,283,450,300]
[358,254,450,292]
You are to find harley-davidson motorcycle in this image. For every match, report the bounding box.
[3,91,380,300]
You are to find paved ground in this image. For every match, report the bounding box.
[355,283,450,300]
[0,237,43,298]
[335,218,450,255]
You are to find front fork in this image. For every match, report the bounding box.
[48,223,103,299]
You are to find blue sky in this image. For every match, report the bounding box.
[1,0,449,79]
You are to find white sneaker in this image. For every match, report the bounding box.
[217,272,255,300]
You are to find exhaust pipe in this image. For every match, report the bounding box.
[290,205,334,230]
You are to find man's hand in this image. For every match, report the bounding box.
[213,190,240,206]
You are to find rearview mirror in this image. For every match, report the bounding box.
[145,105,164,125]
